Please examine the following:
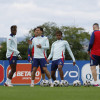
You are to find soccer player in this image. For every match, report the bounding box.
[28,28,45,80]
[88,23,100,87]
[28,27,53,87]
[4,25,22,87]
[47,31,76,85]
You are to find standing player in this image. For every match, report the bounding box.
[28,28,45,80]
[28,27,52,87]
[4,25,22,87]
[88,23,100,87]
[47,31,76,85]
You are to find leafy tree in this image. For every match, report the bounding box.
[61,26,90,60]
[0,42,6,60]
[17,41,28,60]
[38,22,90,60]
[0,40,28,60]
[0,22,90,60]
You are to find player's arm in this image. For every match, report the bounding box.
[28,39,34,62]
[41,38,49,49]
[27,47,31,62]
[28,40,34,49]
[27,37,33,62]
[28,47,31,56]
[65,41,76,65]
[47,44,54,63]
[7,37,19,55]
[87,32,95,54]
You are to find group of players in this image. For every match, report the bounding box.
[4,23,100,87]
[4,25,75,87]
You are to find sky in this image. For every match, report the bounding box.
[0,0,100,37]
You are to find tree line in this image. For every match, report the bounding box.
[0,22,90,60]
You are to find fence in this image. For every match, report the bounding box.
[0,60,97,85]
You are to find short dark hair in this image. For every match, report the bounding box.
[33,28,37,32]
[93,23,99,27]
[56,31,62,35]
[11,25,17,31]
[37,26,43,32]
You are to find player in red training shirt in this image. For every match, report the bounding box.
[88,23,100,87]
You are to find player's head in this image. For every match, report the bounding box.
[56,31,62,40]
[36,26,43,36]
[11,25,17,35]
[33,28,38,37]
[93,23,99,31]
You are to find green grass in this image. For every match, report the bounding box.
[0,86,100,100]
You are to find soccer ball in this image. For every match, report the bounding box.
[63,80,69,87]
[60,80,69,87]
[83,80,91,87]
[40,80,49,87]
[53,80,60,87]
[73,80,81,87]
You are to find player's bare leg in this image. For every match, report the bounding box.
[4,64,16,87]
[98,65,100,87]
[51,71,56,81]
[42,67,51,79]
[31,67,37,87]
[58,65,63,80]
[41,73,45,80]
[91,66,98,86]
[8,64,16,79]
[91,66,97,81]
[41,67,45,80]
[58,65,64,85]
[42,67,53,87]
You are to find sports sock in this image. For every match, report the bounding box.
[49,79,52,83]
[31,80,34,84]
[94,81,98,85]
[6,78,11,84]
[61,80,64,83]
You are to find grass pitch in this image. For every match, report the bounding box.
[0,86,100,100]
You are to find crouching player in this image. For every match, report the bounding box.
[4,25,22,87]
[28,27,53,87]
[47,31,76,85]
[28,28,45,80]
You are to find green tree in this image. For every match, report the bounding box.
[0,40,28,60]
[29,22,60,57]
[0,22,90,60]
[17,41,28,60]
[0,42,6,60]
[38,22,90,60]
[61,26,90,60]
